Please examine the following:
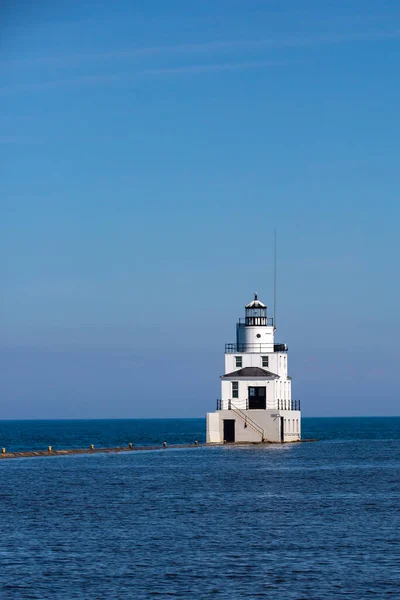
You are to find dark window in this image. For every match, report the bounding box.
[248,386,266,409]
[262,356,269,367]
[235,356,242,368]
[232,381,239,398]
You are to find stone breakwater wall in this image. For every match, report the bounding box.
[0,443,203,460]
[0,439,317,460]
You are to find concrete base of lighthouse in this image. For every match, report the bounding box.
[206,409,301,444]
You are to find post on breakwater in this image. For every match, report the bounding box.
[0,439,317,461]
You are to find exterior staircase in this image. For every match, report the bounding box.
[230,403,266,442]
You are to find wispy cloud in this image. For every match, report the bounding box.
[0,60,297,94]
[1,28,398,95]
[2,29,400,68]
[140,59,294,75]
[139,28,400,54]
[0,74,123,94]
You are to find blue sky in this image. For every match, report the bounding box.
[1,0,399,418]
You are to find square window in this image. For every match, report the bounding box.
[262,356,269,368]
[235,356,242,368]
[232,381,239,398]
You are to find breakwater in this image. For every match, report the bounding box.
[0,439,319,460]
[0,442,201,459]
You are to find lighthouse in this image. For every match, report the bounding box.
[206,293,301,443]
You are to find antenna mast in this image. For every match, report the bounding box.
[273,229,277,331]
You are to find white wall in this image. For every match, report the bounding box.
[237,325,274,349]
[206,412,221,443]
[206,409,301,443]
[221,354,292,409]
[280,410,301,441]
[221,378,278,410]
[225,352,287,378]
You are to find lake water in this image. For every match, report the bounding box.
[1,417,399,599]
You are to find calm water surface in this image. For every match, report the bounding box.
[1,418,399,599]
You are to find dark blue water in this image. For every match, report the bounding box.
[0,419,206,452]
[1,417,399,452]
[1,418,399,599]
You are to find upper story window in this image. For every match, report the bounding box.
[232,381,239,398]
[262,356,269,368]
[235,356,242,368]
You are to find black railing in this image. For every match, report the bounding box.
[237,317,274,327]
[225,343,288,353]
[277,400,300,411]
[273,343,288,353]
[216,399,235,410]
[217,399,300,411]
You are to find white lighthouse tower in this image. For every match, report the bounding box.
[206,293,301,443]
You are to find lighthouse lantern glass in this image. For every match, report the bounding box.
[245,306,267,326]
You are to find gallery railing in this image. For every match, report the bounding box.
[216,399,301,411]
[225,343,288,353]
[277,399,301,411]
[237,317,275,327]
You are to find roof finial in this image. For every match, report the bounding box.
[254,292,258,300]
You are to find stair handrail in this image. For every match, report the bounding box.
[230,402,265,440]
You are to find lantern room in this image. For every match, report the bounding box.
[245,293,267,326]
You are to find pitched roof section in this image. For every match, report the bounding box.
[221,367,279,379]
[245,293,266,309]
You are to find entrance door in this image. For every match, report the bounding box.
[223,420,235,443]
[280,416,285,442]
[248,387,266,409]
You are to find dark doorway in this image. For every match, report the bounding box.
[280,416,285,442]
[248,386,266,409]
[223,420,235,443]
